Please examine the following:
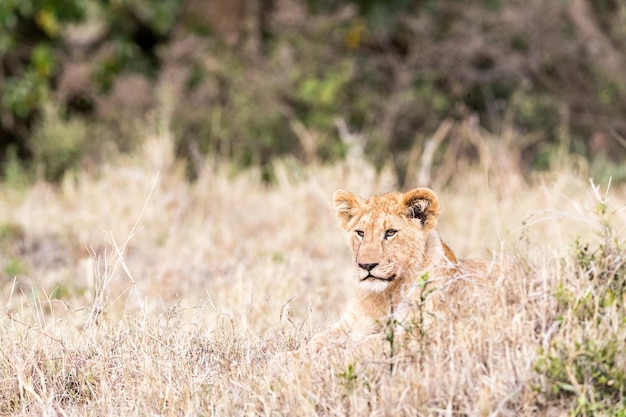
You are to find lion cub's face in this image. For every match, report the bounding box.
[333,188,440,293]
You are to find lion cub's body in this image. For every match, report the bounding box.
[309,188,495,350]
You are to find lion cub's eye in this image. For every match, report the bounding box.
[355,230,364,239]
[384,229,398,240]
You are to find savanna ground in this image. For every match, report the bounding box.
[1,126,625,416]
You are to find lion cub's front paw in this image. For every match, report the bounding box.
[303,332,330,354]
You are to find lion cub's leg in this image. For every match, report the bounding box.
[306,306,379,353]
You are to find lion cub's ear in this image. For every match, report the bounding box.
[402,188,440,229]
[333,189,365,230]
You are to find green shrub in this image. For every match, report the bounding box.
[29,106,88,181]
[534,186,626,415]
[4,257,28,277]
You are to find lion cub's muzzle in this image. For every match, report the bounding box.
[358,262,396,282]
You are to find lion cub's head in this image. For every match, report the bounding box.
[333,188,443,293]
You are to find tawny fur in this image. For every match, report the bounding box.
[308,187,496,351]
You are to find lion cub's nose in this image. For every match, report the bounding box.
[358,262,379,271]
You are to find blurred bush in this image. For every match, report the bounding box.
[29,105,88,181]
[1,0,625,183]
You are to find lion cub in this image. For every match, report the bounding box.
[308,187,495,351]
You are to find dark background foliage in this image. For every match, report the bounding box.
[1,0,625,182]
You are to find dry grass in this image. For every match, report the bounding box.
[1,129,625,416]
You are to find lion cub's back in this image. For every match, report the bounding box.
[457,258,500,286]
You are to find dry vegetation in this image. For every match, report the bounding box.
[1,126,625,416]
